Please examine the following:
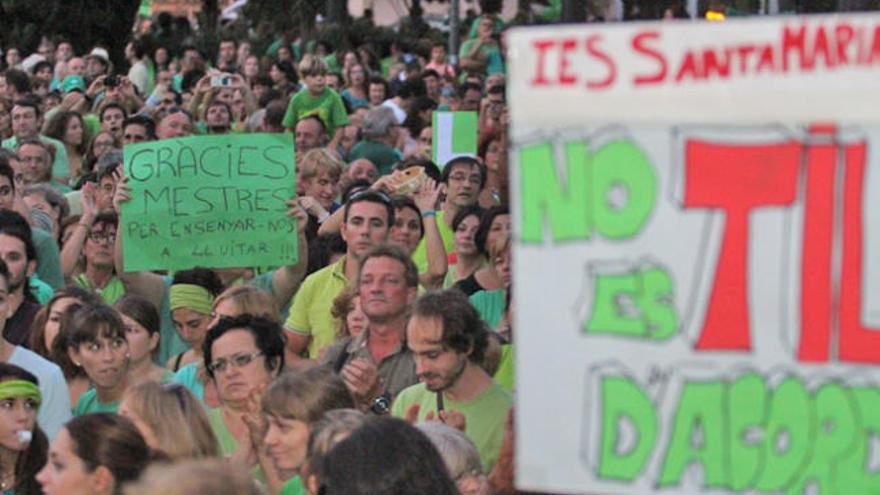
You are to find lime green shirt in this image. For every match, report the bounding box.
[411,210,454,274]
[281,87,349,137]
[284,257,349,358]
[280,476,306,495]
[73,388,119,416]
[392,381,512,471]
[207,407,264,481]
[494,345,514,392]
[74,273,126,305]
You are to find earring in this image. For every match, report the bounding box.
[73,361,81,367]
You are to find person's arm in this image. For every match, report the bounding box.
[60,183,97,278]
[282,274,315,367]
[459,40,487,72]
[118,76,145,114]
[34,365,72,443]
[111,171,166,310]
[231,74,258,118]
[270,200,309,311]
[415,179,447,290]
[188,74,212,120]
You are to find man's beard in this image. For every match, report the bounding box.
[7,272,26,293]
[424,355,468,393]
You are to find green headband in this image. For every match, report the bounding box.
[169,284,214,314]
[0,380,41,407]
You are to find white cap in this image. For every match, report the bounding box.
[20,54,46,73]
[88,47,110,62]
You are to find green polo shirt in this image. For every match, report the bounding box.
[284,257,349,358]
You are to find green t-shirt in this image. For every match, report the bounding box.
[280,476,306,495]
[469,289,505,329]
[345,140,400,176]
[73,388,119,416]
[391,381,512,471]
[411,211,454,274]
[281,87,349,137]
[31,227,64,289]
[74,274,126,305]
[30,276,54,304]
[494,345,514,392]
[207,407,264,481]
[458,39,503,76]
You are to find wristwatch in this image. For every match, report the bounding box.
[369,393,392,416]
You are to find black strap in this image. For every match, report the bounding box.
[331,337,354,373]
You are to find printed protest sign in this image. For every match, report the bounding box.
[433,111,477,167]
[121,133,297,271]
[508,14,880,495]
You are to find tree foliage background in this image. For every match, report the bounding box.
[0,0,140,68]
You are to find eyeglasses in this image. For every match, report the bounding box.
[87,232,116,244]
[208,350,263,374]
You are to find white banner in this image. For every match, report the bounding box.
[509,14,880,495]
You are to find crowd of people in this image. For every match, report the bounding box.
[0,6,518,495]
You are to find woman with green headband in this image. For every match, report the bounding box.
[168,269,224,403]
[167,269,224,373]
[0,363,49,495]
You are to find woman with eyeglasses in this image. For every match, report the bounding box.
[202,315,286,486]
[0,363,49,495]
[118,381,219,461]
[65,303,132,415]
[60,188,125,305]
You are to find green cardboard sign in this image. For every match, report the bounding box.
[121,133,297,271]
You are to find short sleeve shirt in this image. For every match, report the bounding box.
[391,381,512,471]
[281,87,350,137]
[284,257,349,358]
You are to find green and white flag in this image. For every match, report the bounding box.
[432,111,478,168]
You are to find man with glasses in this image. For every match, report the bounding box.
[2,98,70,185]
[15,139,69,193]
[285,190,395,363]
[411,156,485,273]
